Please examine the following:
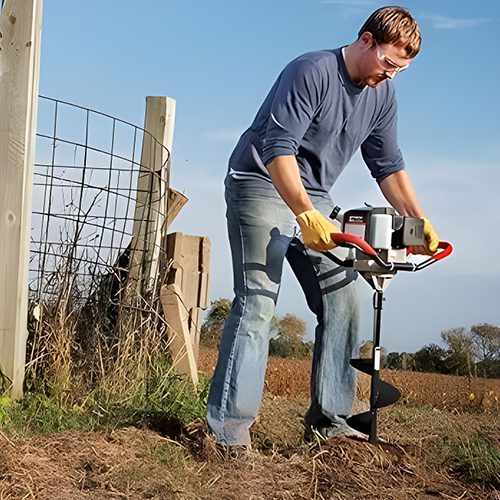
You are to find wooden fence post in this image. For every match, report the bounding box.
[128,96,176,298]
[0,0,43,399]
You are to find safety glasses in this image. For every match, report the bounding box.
[374,40,410,76]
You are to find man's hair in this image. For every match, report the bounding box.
[358,6,421,57]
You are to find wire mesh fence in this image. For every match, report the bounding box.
[31,95,171,307]
[27,96,173,391]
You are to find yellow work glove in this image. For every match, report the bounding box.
[411,217,440,255]
[296,209,341,252]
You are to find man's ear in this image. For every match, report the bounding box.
[359,31,373,48]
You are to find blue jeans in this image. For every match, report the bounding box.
[206,178,359,445]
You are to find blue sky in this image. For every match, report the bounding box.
[38,0,500,352]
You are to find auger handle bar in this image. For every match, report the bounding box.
[327,233,453,272]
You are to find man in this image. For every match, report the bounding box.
[206,6,439,448]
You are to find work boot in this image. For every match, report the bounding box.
[304,414,365,443]
[215,443,256,461]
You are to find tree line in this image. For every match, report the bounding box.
[200,298,313,360]
[385,324,500,378]
[200,299,500,378]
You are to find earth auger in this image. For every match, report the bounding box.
[324,206,453,444]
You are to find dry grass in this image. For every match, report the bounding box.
[2,345,499,499]
[0,428,192,499]
[26,272,175,405]
[1,410,498,500]
[2,343,498,499]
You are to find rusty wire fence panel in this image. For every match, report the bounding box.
[30,96,170,308]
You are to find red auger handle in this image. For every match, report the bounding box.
[330,232,377,257]
[330,233,453,271]
[408,241,453,259]
[331,233,453,261]
[430,241,453,261]
[411,241,453,271]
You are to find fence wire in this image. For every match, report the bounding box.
[30,96,171,307]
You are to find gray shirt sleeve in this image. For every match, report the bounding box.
[361,85,405,183]
[261,57,323,166]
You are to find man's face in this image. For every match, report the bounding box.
[361,37,414,88]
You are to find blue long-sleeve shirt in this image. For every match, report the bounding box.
[227,48,405,195]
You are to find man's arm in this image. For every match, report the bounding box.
[267,155,313,215]
[267,155,340,251]
[378,170,424,217]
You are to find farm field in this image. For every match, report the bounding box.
[198,347,500,412]
[1,348,499,499]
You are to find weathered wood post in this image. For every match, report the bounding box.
[128,96,176,299]
[0,0,43,399]
[124,95,210,387]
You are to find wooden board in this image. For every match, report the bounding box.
[161,233,211,383]
[160,284,199,386]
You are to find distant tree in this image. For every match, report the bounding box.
[359,340,372,359]
[412,343,447,373]
[471,323,500,378]
[269,313,312,359]
[385,352,403,370]
[476,359,500,379]
[400,352,415,371]
[200,298,231,348]
[471,323,500,361]
[440,327,477,376]
[357,340,387,367]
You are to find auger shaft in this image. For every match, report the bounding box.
[369,290,384,444]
